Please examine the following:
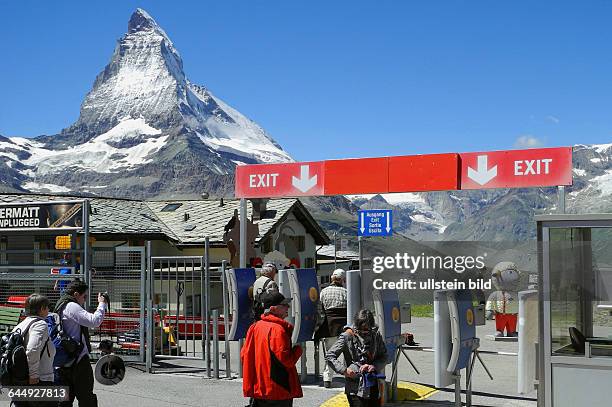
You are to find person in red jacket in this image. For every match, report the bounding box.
[241,291,303,407]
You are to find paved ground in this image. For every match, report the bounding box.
[0,317,537,406]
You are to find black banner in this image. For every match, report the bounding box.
[0,202,84,230]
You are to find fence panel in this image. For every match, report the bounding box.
[89,246,146,362]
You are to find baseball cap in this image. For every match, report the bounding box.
[260,292,291,309]
[331,269,345,280]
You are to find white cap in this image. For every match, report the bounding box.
[331,269,345,281]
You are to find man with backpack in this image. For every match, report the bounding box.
[54,280,107,407]
[252,263,279,321]
[1,294,56,406]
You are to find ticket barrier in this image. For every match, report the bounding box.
[372,290,421,402]
[279,268,320,382]
[225,267,257,341]
[434,289,489,407]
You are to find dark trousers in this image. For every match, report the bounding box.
[346,385,380,407]
[58,356,98,407]
[252,399,293,407]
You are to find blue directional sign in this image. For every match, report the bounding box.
[358,209,392,237]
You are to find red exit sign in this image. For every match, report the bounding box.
[460,147,572,189]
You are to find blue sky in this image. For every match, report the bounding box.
[1,1,612,161]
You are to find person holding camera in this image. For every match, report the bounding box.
[54,280,107,407]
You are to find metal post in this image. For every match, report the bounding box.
[238,199,247,378]
[205,237,211,377]
[146,241,153,373]
[300,342,307,383]
[466,354,472,407]
[358,236,365,309]
[454,373,462,407]
[346,270,361,326]
[333,231,337,269]
[558,186,566,214]
[221,260,231,379]
[83,199,91,309]
[240,199,247,268]
[139,246,146,363]
[314,341,320,381]
[213,309,220,379]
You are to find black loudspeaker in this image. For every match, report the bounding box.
[94,354,125,385]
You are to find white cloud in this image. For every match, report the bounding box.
[546,115,560,124]
[514,135,545,148]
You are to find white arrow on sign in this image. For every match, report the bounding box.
[360,212,365,234]
[292,165,318,193]
[467,155,498,185]
[386,213,391,233]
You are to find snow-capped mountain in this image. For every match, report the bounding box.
[0,8,291,198]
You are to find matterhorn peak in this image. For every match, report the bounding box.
[128,8,161,33]
[2,8,292,198]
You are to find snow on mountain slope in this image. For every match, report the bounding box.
[22,118,168,175]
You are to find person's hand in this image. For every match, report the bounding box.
[367,365,376,373]
[28,377,39,385]
[98,293,106,304]
[345,368,357,378]
[359,364,375,373]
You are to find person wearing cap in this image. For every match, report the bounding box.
[241,292,303,406]
[314,268,348,388]
[252,263,280,321]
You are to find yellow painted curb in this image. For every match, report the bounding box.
[320,382,438,406]
[320,392,348,407]
[395,382,438,401]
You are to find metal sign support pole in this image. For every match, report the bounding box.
[358,236,365,310]
[238,198,247,378]
[240,199,247,268]
[205,237,211,377]
[221,260,232,378]
[334,231,337,269]
[558,186,566,214]
[83,199,91,309]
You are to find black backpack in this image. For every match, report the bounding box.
[252,278,275,321]
[0,319,39,386]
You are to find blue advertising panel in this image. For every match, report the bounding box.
[290,268,319,343]
[358,209,392,237]
[228,267,256,340]
[375,289,401,363]
[454,289,477,371]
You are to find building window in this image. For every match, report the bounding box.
[288,236,305,251]
[304,257,314,268]
[262,237,273,253]
[161,203,182,212]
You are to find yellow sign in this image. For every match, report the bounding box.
[309,287,318,302]
[391,306,400,323]
[466,308,474,326]
[55,235,71,250]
